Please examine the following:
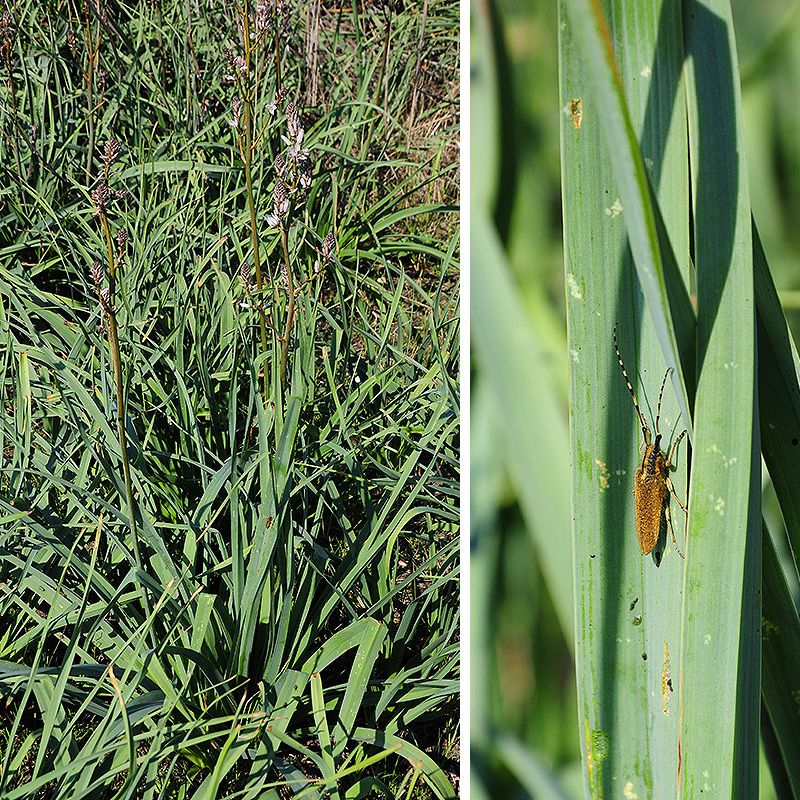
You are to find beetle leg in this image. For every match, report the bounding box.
[663,500,686,559]
[664,475,688,558]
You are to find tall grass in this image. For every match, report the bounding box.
[0,1,459,797]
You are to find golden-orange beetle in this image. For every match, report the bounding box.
[613,322,688,560]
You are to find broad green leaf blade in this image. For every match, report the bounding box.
[560,0,691,794]
[761,526,800,796]
[754,221,800,569]
[752,220,800,794]
[301,618,385,675]
[561,0,695,429]
[310,673,336,778]
[332,619,388,761]
[350,728,456,800]
[235,510,278,676]
[681,2,760,796]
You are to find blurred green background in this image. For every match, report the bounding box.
[470,0,800,797]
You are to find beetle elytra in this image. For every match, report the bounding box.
[613,322,688,560]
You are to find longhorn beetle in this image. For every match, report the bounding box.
[613,322,688,560]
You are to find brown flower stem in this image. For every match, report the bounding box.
[84,13,98,182]
[279,223,294,387]
[243,128,269,398]
[5,70,22,183]
[273,2,282,95]
[100,204,115,287]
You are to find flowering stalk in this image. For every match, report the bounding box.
[226,3,319,390]
[81,3,103,182]
[272,0,283,96]
[264,100,316,386]
[224,29,270,397]
[279,230,294,385]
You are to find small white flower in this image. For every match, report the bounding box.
[287,140,308,161]
[229,97,243,129]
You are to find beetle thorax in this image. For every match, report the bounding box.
[640,434,666,475]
